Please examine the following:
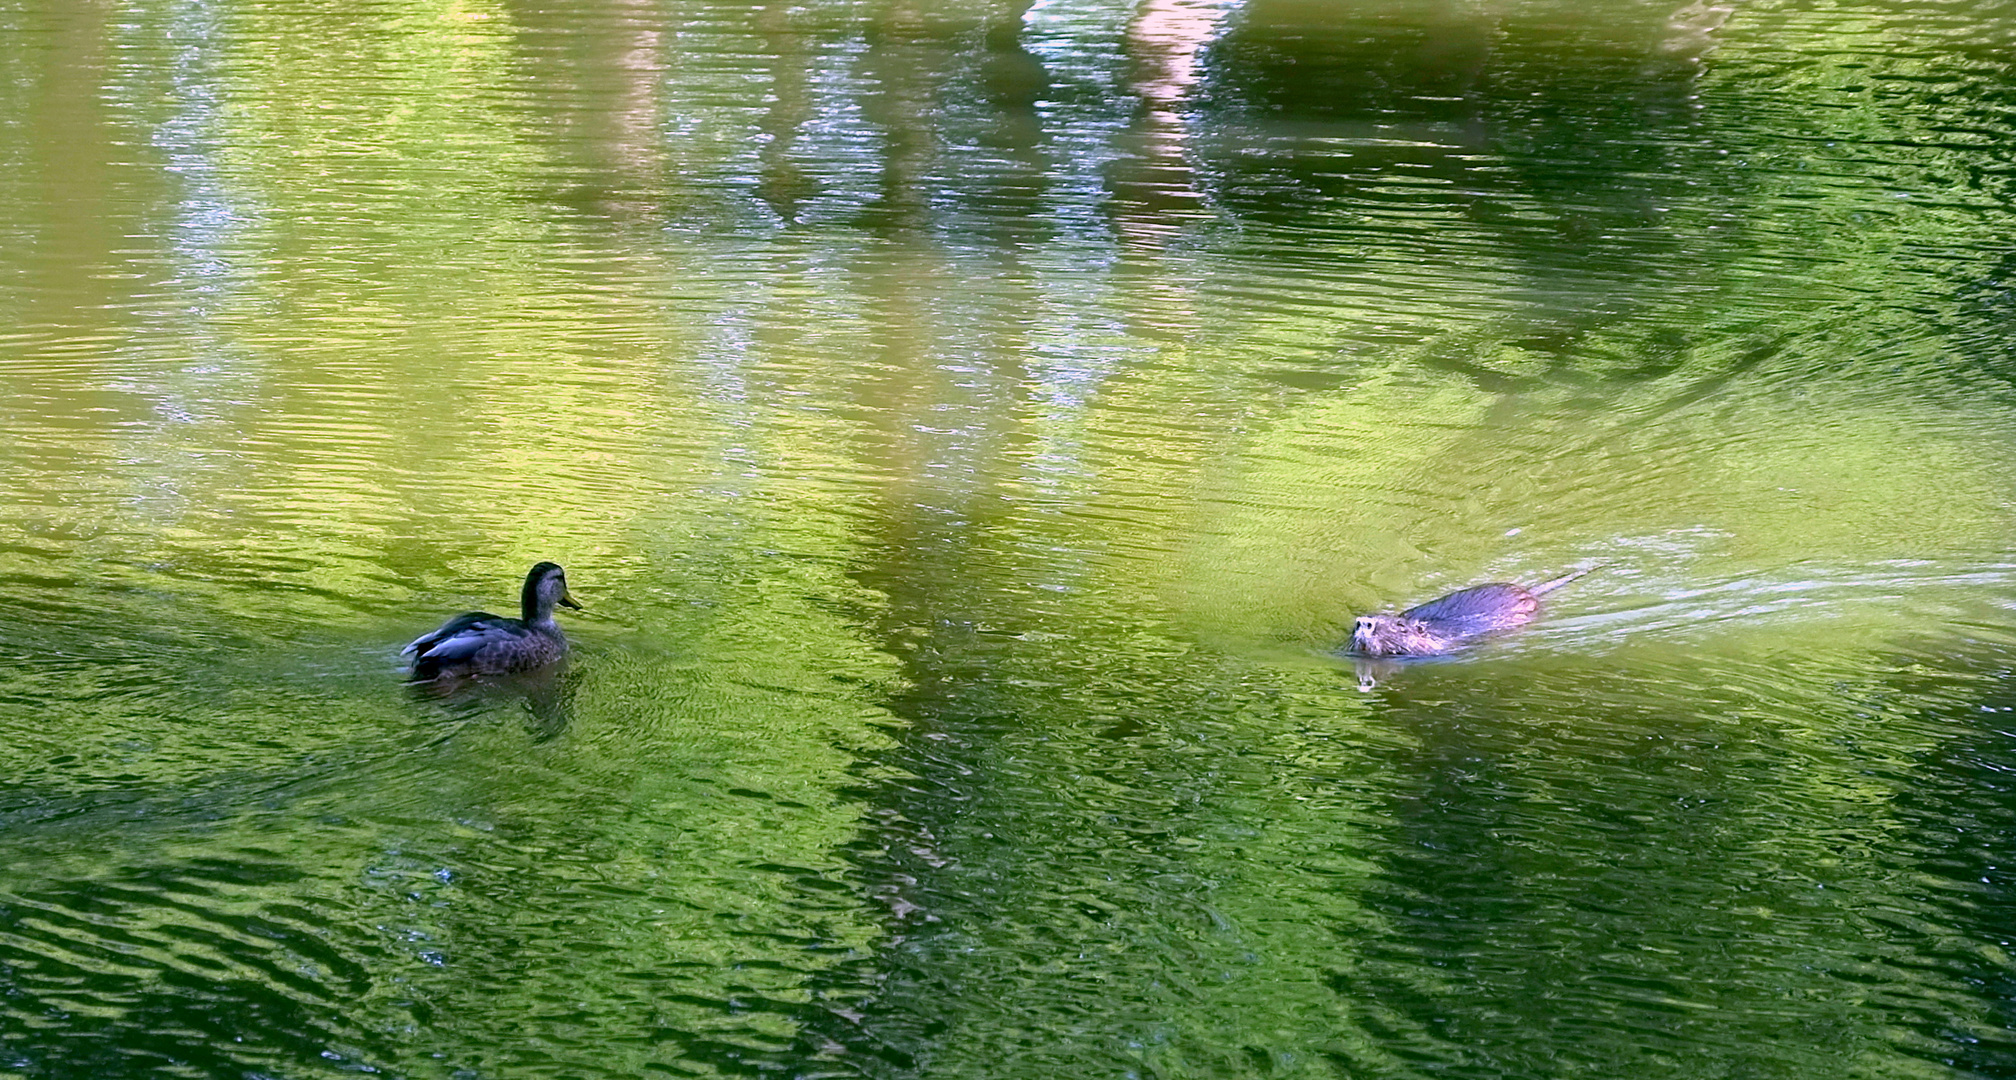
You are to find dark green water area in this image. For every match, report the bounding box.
[8,0,2016,1076]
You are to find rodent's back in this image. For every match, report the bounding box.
[1400,583,1539,637]
[1349,569,1592,658]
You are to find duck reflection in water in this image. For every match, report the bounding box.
[412,662,577,743]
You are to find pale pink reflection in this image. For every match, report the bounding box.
[1112,0,1228,245]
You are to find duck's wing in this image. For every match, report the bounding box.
[402,610,516,659]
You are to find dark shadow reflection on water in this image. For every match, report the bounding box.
[1337,646,2016,1076]
[407,661,578,744]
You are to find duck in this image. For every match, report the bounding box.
[403,562,582,681]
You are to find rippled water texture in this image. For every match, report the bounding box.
[7,0,2016,1076]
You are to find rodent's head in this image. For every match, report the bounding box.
[1351,613,1413,656]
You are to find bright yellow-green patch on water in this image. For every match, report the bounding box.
[1176,352,2016,647]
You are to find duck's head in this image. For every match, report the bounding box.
[522,561,583,620]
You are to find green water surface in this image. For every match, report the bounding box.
[5,0,2016,1076]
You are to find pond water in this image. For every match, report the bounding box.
[6,0,2016,1076]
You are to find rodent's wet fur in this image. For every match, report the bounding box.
[1350,567,1595,657]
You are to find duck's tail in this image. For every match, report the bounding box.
[1530,564,1604,596]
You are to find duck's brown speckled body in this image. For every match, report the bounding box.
[403,562,582,681]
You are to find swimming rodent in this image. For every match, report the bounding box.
[1350,567,1597,657]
